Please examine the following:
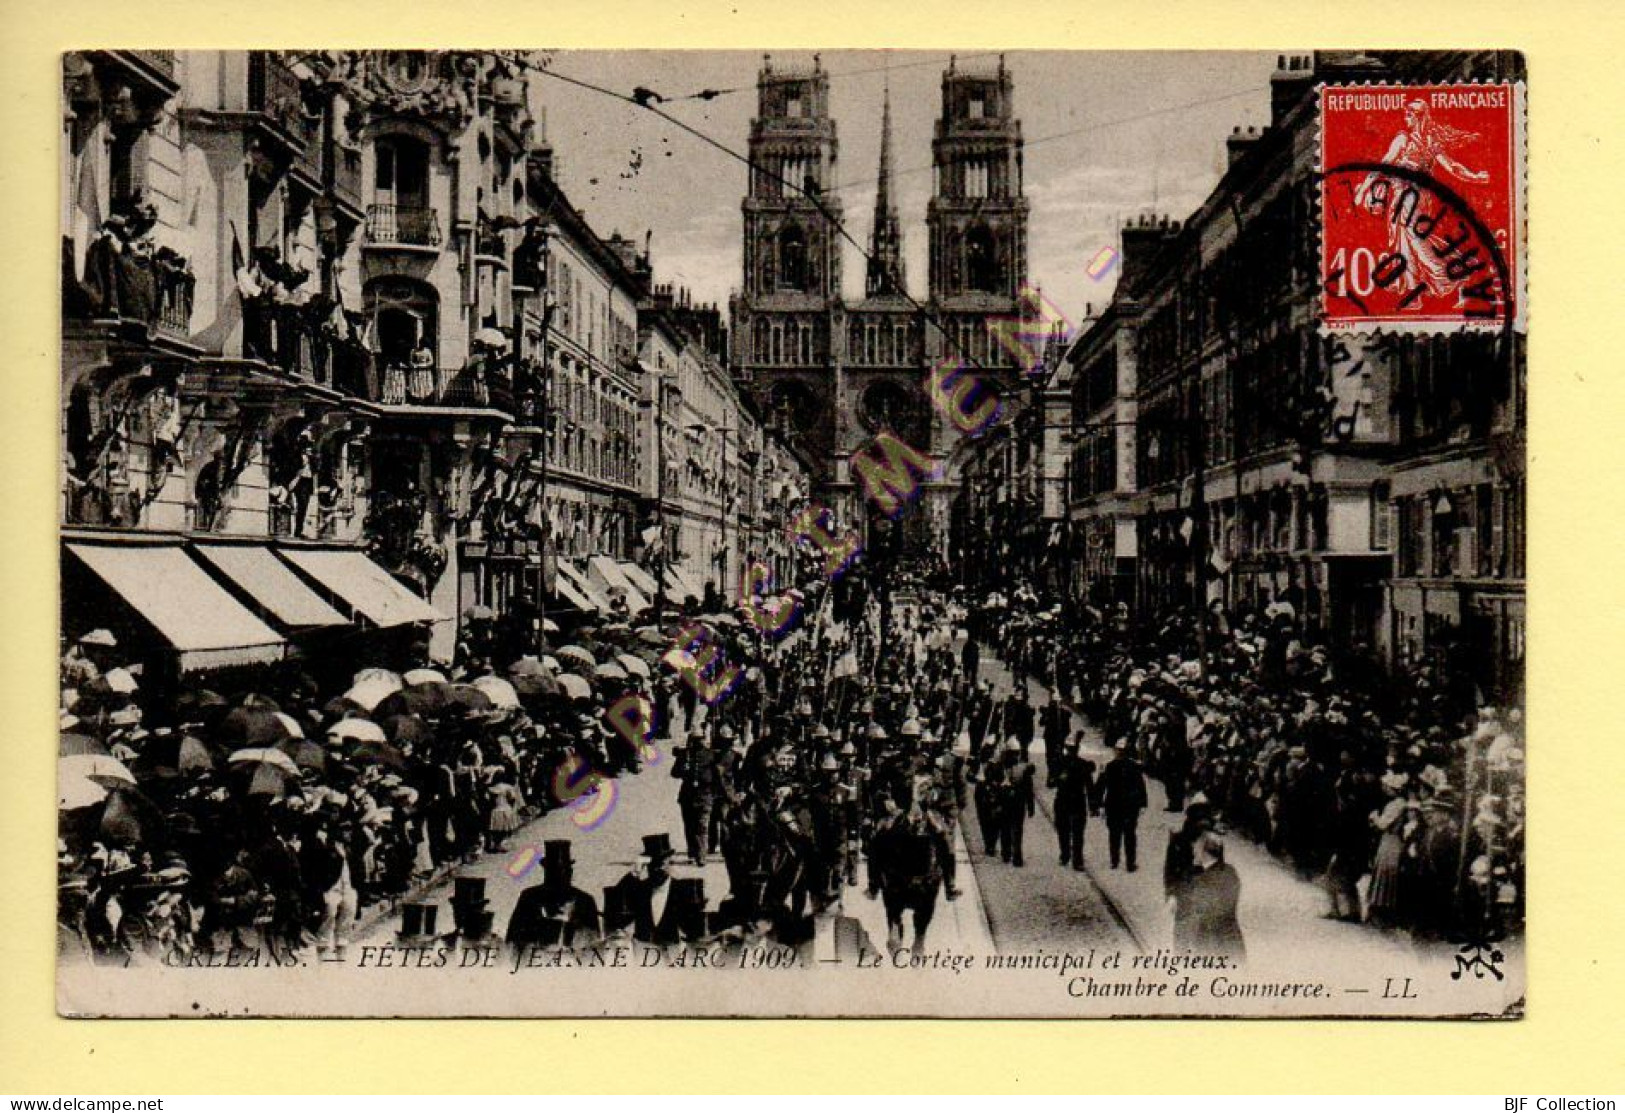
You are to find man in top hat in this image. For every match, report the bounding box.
[397,901,441,944]
[997,738,1037,867]
[1100,738,1148,872]
[610,834,706,945]
[506,839,601,949]
[443,875,499,948]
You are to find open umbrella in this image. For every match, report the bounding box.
[556,674,593,701]
[137,733,220,776]
[59,753,137,789]
[345,739,408,770]
[512,672,561,708]
[508,655,553,679]
[176,688,229,725]
[227,747,301,777]
[403,667,449,686]
[556,644,597,669]
[101,667,140,695]
[380,713,434,748]
[58,774,108,810]
[374,682,452,720]
[616,653,651,680]
[463,604,496,623]
[276,738,329,773]
[322,695,366,720]
[59,732,108,757]
[327,718,387,744]
[97,787,165,844]
[344,677,401,713]
[445,683,496,714]
[594,662,629,682]
[235,692,282,712]
[353,667,403,688]
[543,618,560,634]
[242,764,294,798]
[220,707,302,745]
[636,628,668,647]
[471,676,521,709]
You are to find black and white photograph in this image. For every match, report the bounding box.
[56,47,1526,1018]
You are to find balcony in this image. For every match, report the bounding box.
[64,236,194,342]
[474,226,507,266]
[247,52,309,153]
[365,204,442,249]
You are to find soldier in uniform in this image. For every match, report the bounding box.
[1101,739,1149,871]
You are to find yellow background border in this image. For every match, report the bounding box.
[3,0,1622,1093]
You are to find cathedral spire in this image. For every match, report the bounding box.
[866,79,905,298]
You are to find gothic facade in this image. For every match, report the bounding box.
[730,55,1030,560]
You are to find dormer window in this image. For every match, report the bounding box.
[786,95,803,118]
[968,95,985,119]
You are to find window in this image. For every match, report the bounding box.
[778,224,809,291]
[1370,480,1392,551]
[965,224,998,292]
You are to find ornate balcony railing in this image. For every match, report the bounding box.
[366,203,442,248]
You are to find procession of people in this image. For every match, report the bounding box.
[58,552,1526,969]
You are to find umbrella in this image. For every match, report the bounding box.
[101,667,140,694]
[227,747,301,777]
[594,662,629,682]
[345,739,408,770]
[508,655,553,679]
[471,676,521,709]
[344,677,401,712]
[59,753,137,789]
[327,718,387,744]
[243,764,293,798]
[556,674,593,701]
[543,618,560,634]
[59,732,108,757]
[473,326,510,349]
[463,604,496,623]
[322,695,366,719]
[380,713,434,747]
[97,787,165,843]
[221,707,304,745]
[137,733,220,776]
[403,667,449,686]
[276,738,329,773]
[374,682,452,720]
[445,683,496,714]
[616,653,651,680]
[699,612,740,628]
[637,628,669,647]
[58,774,108,810]
[542,656,562,672]
[176,688,229,724]
[353,667,403,688]
[512,673,560,707]
[556,644,597,669]
[235,692,282,712]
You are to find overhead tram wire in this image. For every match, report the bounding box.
[656,51,1005,103]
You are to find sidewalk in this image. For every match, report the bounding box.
[979,654,1413,968]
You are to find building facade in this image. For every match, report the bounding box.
[730,55,1031,561]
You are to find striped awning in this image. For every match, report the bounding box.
[192,544,349,629]
[277,548,444,628]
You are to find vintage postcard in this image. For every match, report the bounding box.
[57,48,1525,1018]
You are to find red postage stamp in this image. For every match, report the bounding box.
[1319,83,1524,332]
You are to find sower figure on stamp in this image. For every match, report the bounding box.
[1101,738,1148,872]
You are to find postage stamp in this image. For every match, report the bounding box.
[1319,83,1524,333]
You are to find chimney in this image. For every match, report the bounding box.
[1119,214,1172,297]
[1226,124,1264,168]
[1270,54,1314,128]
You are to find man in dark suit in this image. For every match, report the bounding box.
[1003,687,1036,760]
[1040,694,1072,787]
[673,731,721,865]
[997,740,1036,868]
[1052,740,1097,871]
[1173,832,1246,961]
[609,834,707,945]
[1100,739,1148,872]
[506,840,601,949]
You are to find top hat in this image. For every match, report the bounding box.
[398,902,440,939]
[640,833,676,863]
[542,840,575,871]
[451,875,489,910]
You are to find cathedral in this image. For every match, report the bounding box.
[729,54,1031,561]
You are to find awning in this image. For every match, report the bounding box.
[666,565,704,604]
[277,548,445,628]
[66,543,286,671]
[557,560,614,616]
[550,575,595,614]
[588,555,651,614]
[192,544,349,629]
[617,560,659,598]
